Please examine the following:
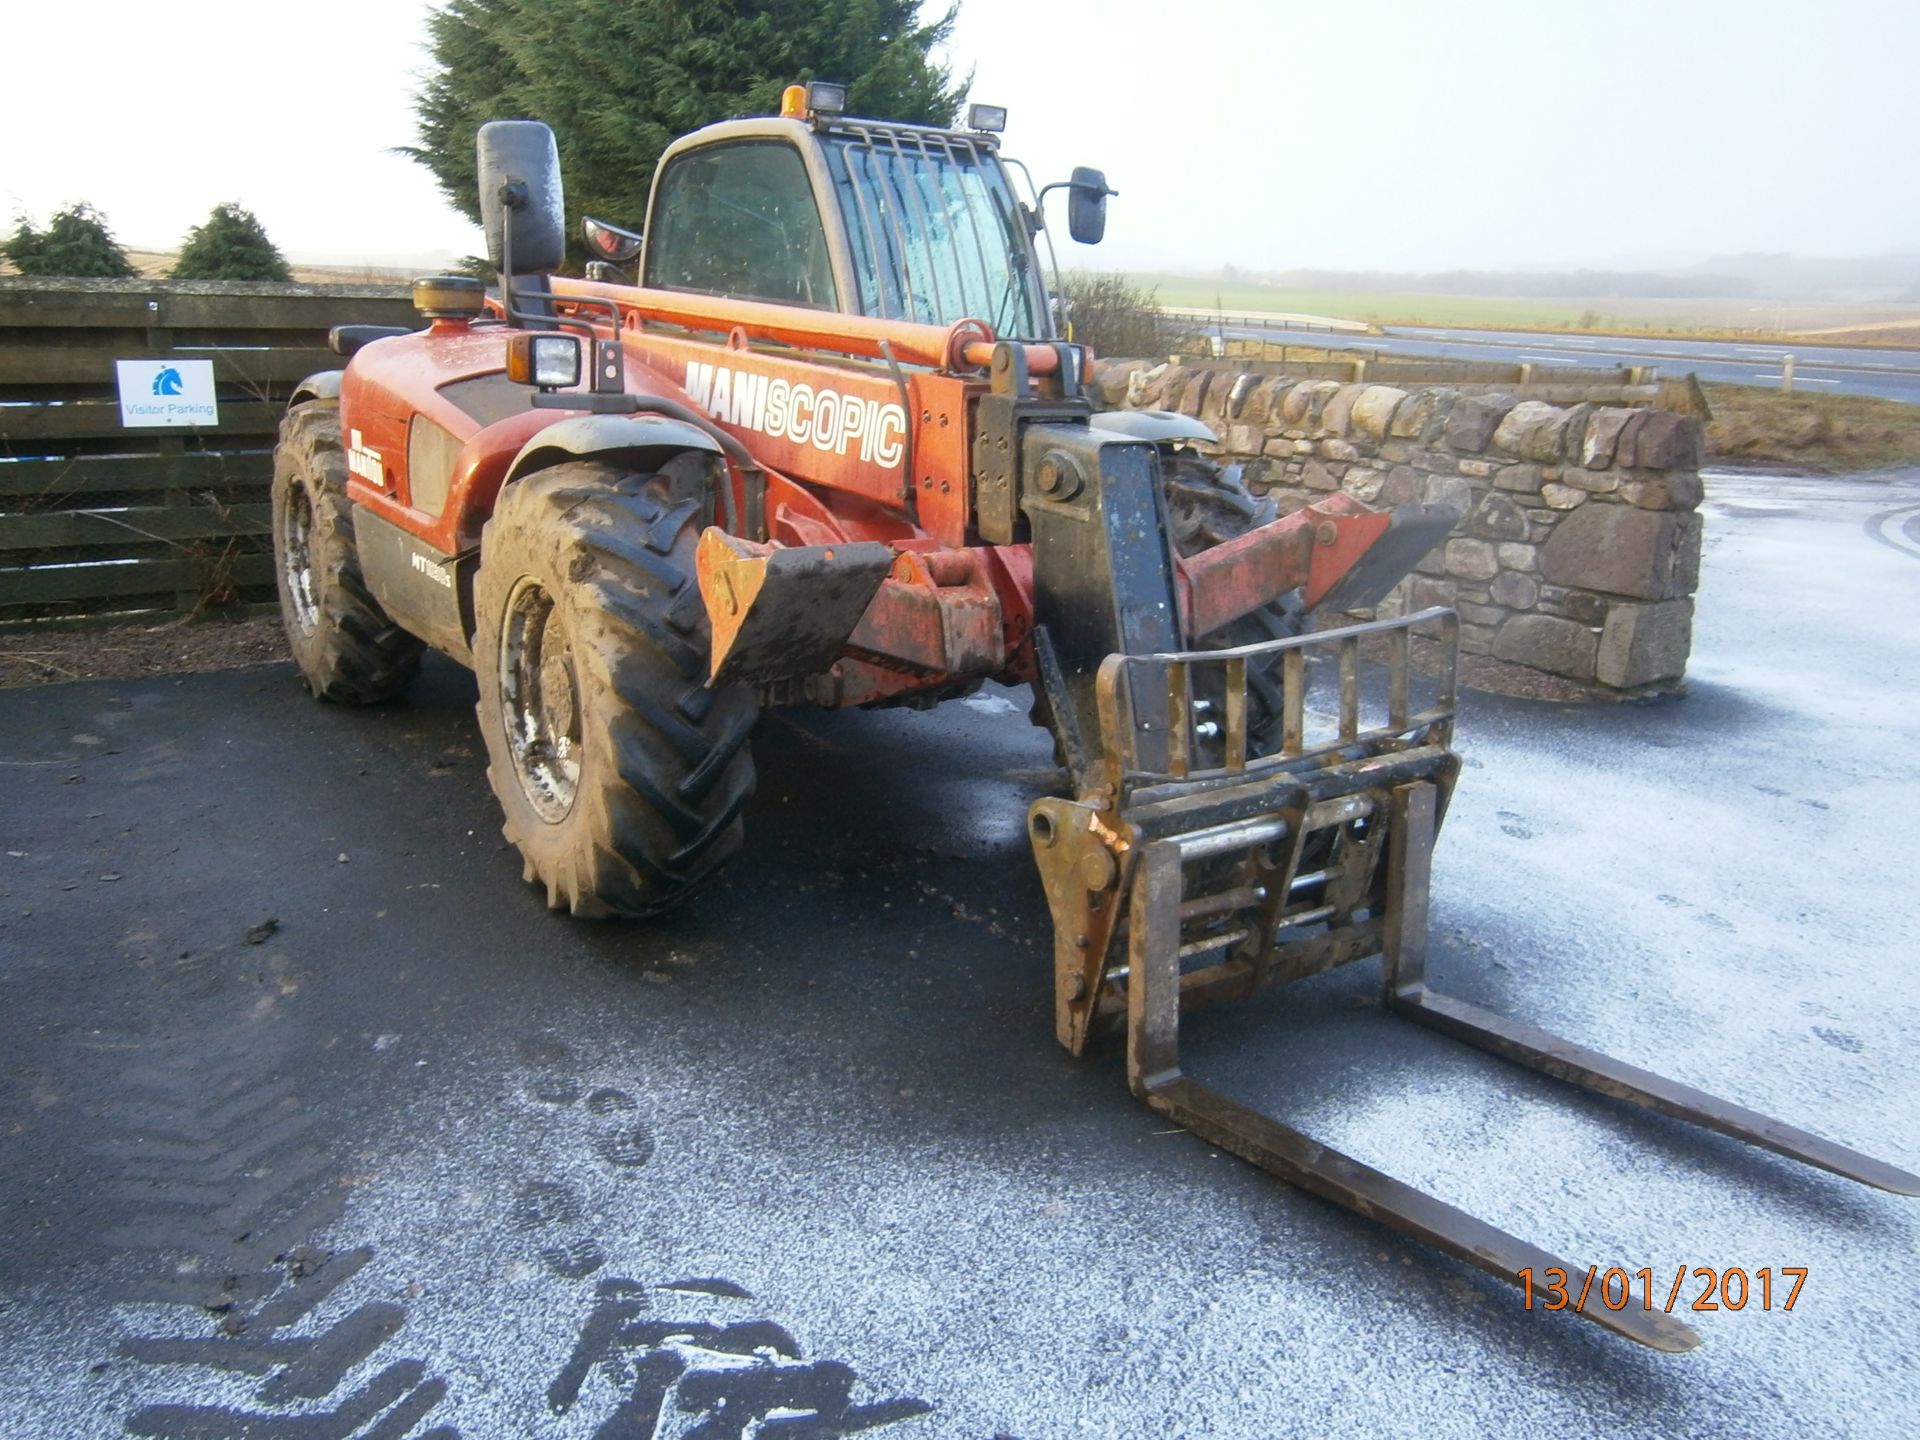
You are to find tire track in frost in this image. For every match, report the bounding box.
[94,1030,459,1438]
[512,1033,936,1438]
[1864,500,1920,562]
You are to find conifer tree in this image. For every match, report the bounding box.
[171,203,293,282]
[2,203,138,278]
[406,0,967,256]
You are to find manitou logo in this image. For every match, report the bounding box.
[683,361,906,469]
[347,430,386,486]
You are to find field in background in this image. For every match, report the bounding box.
[120,250,420,286]
[1136,274,1920,344]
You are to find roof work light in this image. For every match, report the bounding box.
[781,80,849,120]
[966,103,1008,134]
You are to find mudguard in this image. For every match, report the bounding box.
[503,413,726,485]
[1088,409,1217,447]
[288,370,344,409]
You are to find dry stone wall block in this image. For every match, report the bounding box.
[1469,493,1530,541]
[1322,383,1369,435]
[1424,473,1473,514]
[1563,467,1621,494]
[1225,423,1264,454]
[1620,473,1705,511]
[1176,370,1213,417]
[1302,459,1340,491]
[1631,410,1702,470]
[1445,538,1500,581]
[1390,391,1439,439]
[1350,385,1410,440]
[1347,468,1387,503]
[1556,403,1595,463]
[1581,409,1637,469]
[1493,463,1544,494]
[1597,598,1694,688]
[1380,465,1420,506]
[1492,614,1599,680]
[1492,401,1572,462]
[1539,504,1698,601]
[1490,571,1539,609]
[1444,394,1517,452]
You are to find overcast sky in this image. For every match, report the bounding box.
[3,0,1915,274]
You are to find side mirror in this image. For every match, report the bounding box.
[582,215,643,265]
[477,120,566,276]
[1067,166,1113,245]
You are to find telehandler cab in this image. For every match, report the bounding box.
[273,84,1916,1351]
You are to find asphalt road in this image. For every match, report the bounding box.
[1226,322,1920,404]
[3,468,1919,1437]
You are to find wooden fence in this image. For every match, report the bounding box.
[0,278,415,629]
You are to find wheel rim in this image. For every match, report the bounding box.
[498,577,581,823]
[282,484,319,634]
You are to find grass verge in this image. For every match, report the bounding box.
[1701,385,1920,472]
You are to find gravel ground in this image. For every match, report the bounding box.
[0,614,288,689]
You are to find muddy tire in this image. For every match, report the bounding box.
[472,461,757,918]
[1160,451,1301,755]
[271,402,424,702]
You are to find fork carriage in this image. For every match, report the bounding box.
[1031,608,1919,1352]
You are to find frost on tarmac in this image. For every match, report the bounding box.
[0,470,1916,1438]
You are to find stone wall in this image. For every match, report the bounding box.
[1095,360,1707,695]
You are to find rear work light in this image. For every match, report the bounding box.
[506,333,581,390]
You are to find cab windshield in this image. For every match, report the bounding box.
[821,127,1047,340]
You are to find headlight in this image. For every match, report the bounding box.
[507,332,581,390]
[532,336,580,388]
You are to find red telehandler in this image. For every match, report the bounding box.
[272,85,1916,1350]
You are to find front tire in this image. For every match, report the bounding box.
[1160,450,1302,756]
[270,402,423,702]
[472,462,757,918]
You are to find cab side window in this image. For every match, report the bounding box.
[644,142,838,310]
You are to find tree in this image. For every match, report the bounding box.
[405,0,967,262]
[2,203,137,278]
[171,203,293,281]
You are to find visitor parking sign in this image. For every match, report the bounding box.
[116,359,219,427]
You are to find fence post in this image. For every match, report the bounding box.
[1780,354,1795,394]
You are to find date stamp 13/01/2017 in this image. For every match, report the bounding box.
[1519,1266,1808,1316]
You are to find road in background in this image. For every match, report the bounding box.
[1218,318,1920,403]
[3,470,1918,1436]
